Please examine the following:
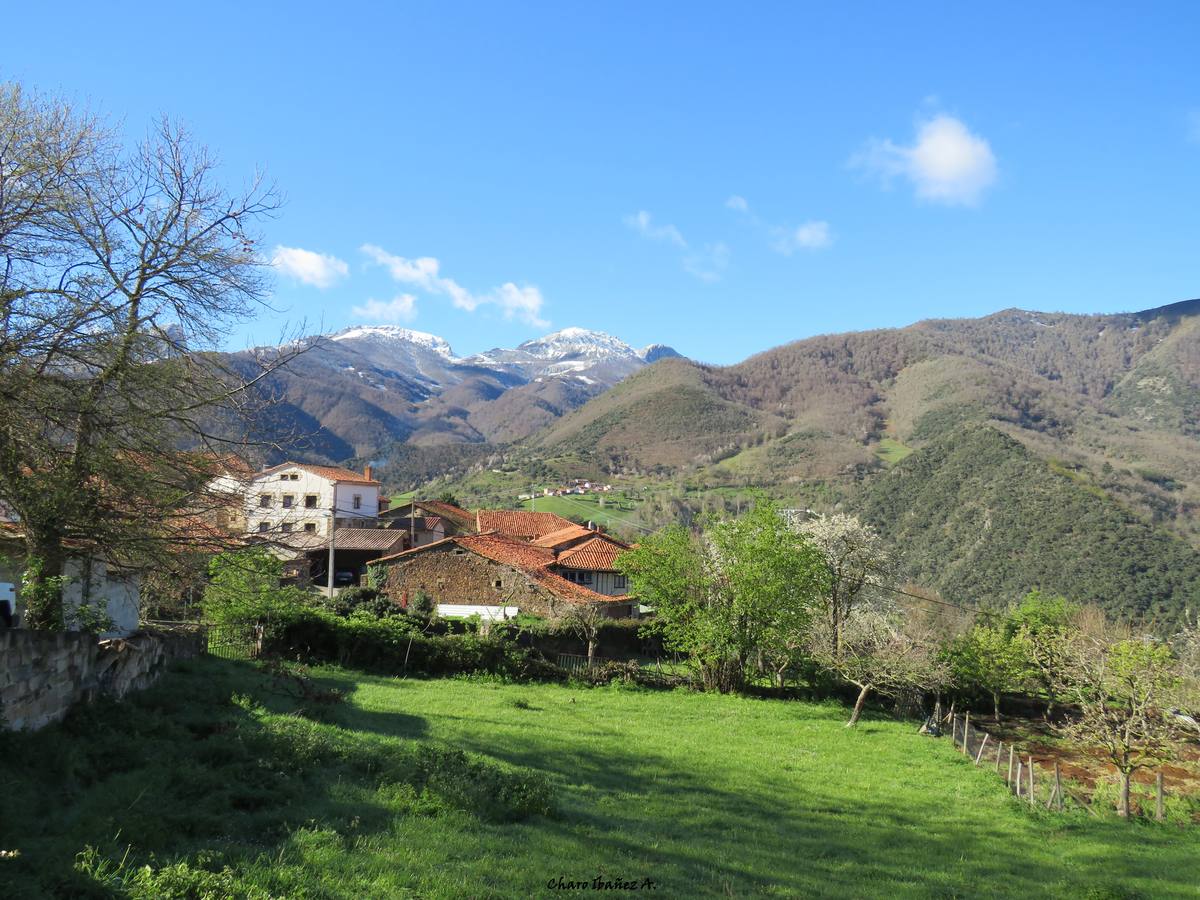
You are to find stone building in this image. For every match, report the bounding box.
[371,532,636,621]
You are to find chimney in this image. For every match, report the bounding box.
[364,464,373,481]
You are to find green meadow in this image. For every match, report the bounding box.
[2,659,1198,898]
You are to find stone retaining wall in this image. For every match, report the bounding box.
[0,627,205,731]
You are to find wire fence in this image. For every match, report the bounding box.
[947,712,1168,821]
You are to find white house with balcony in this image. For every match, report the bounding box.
[243,463,386,536]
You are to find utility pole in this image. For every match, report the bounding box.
[531,484,536,512]
[410,498,415,549]
[327,507,336,595]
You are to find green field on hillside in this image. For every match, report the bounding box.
[3,659,1198,898]
[519,492,645,531]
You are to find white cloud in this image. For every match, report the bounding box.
[728,195,833,255]
[352,294,417,323]
[771,221,833,255]
[624,210,728,281]
[683,242,730,283]
[852,114,997,206]
[360,244,547,327]
[271,245,349,288]
[623,210,687,247]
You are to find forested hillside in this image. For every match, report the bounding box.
[856,426,1200,625]
[420,299,1200,622]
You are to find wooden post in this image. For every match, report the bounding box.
[1028,756,1035,807]
[1054,761,1064,812]
[1015,760,1022,797]
[975,732,989,765]
[962,713,970,755]
[1007,745,1015,786]
[995,741,1003,773]
[1156,771,1165,822]
[951,715,958,746]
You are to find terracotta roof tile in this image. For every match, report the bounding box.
[475,509,576,539]
[416,500,476,528]
[555,535,632,571]
[260,462,380,485]
[531,523,596,549]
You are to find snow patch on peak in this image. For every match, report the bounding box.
[517,327,636,360]
[329,325,457,360]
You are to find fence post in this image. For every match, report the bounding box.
[1054,761,1064,812]
[962,712,970,755]
[1028,756,1035,807]
[995,740,1003,774]
[1007,745,1015,787]
[974,732,989,765]
[951,715,958,747]
[1156,771,1165,822]
[1015,760,1022,797]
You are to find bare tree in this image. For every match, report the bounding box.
[795,513,892,661]
[1054,617,1187,817]
[0,83,301,626]
[811,602,948,728]
[562,603,607,668]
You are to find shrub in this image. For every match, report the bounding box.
[262,607,567,682]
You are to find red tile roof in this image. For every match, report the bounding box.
[531,523,596,549]
[260,462,380,485]
[372,532,630,606]
[416,500,476,528]
[555,535,631,572]
[475,509,576,539]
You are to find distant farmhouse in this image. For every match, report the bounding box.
[371,526,636,621]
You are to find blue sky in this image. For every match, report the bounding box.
[6,2,1199,363]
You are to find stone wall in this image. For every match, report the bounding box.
[0,627,205,731]
[377,544,562,617]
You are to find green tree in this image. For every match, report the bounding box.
[617,499,828,693]
[202,548,310,626]
[1008,589,1079,718]
[948,623,1025,721]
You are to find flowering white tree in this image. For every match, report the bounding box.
[795,513,892,661]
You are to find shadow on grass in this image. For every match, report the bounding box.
[0,657,557,898]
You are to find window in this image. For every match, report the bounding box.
[304,522,317,533]
[282,495,294,509]
[257,522,270,533]
[493,579,502,589]
[563,570,593,585]
[259,494,272,508]
[305,494,318,509]
[291,473,300,480]
[279,473,288,480]
[352,494,362,510]
[614,575,628,591]
[280,522,293,532]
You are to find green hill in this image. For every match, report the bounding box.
[855,425,1200,625]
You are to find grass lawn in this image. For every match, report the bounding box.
[874,437,914,465]
[3,659,1199,898]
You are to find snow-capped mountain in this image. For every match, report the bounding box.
[238,326,682,459]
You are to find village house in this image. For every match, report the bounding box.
[238,463,387,536]
[533,525,633,595]
[370,531,637,621]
